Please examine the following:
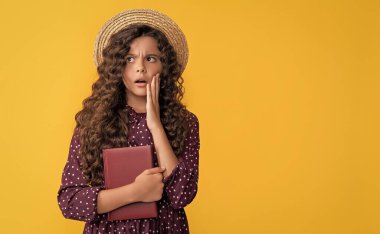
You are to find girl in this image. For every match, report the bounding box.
[57,9,200,234]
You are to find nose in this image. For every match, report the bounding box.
[135,58,145,73]
[136,66,145,73]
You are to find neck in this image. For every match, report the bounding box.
[127,95,147,113]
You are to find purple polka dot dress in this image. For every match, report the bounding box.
[57,104,200,233]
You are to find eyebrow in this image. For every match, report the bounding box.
[127,53,160,57]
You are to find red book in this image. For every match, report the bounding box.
[102,145,158,221]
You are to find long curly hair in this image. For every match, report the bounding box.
[74,24,190,186]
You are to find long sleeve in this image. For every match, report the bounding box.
[163,112,200,209]
[57,128,106,222]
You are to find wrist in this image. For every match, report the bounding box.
[125,182,141,203]
[150,125,165,135]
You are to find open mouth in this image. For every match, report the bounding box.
[135,79,147,87]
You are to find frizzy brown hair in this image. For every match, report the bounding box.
[74,24,190,186]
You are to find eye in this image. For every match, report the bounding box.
[147,56,157,62]
[126,56,134,63]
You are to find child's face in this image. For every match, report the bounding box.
[122,36,163,97]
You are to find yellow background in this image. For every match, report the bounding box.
[0,0,379,233]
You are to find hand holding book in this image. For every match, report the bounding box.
[133,167,166,203]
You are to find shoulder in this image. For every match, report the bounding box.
[182,109,200,148]
[184,109,199,129]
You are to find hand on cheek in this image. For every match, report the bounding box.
[146,73,162,132]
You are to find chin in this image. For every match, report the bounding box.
[134,91,147,97]
[126,87,147,97]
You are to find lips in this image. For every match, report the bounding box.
[135,79,147,83]
[134,79,148,88]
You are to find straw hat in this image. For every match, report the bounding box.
[93,8,189,75]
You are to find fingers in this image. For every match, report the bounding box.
[151,75,156,104]
[146,74,160,118]
[150,73,160,106]
[156,74,160,112]
[156,73,160,103]
[145,166,166,175]
[146,77,151,103]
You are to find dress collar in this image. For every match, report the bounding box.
[125,104,146,124]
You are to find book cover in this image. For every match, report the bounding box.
[102,145,158,221]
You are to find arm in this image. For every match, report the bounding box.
[96,183,138,214]
[153,113,200,209]
[150,127,179,179]
[57,128,139,221]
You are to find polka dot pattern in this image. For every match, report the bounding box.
[57,104,200,233]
